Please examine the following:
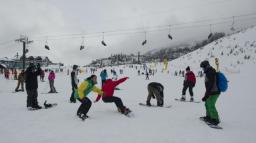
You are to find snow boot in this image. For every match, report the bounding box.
[190,97,194,102]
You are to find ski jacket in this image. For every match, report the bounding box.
[203,66,220,97]
[100,71,108,81]
[95,77,128,102]
[148,82,164,92]
[25,66,41,90]
[71,70,79,88]
[185,71,196,85]
[48,72,55,81]
[76,79,103,100]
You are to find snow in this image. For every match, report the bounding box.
[1,27,256,143]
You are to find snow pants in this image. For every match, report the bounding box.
[77,97,92,115]
[205,94,220,121]
[26,89,39,107]
[147,85,164,106]
[49,80,56,93]
[102,96,125,110]
[182,81,194,97]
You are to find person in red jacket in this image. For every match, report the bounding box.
[181,66,196,102]
[94,77,131,115]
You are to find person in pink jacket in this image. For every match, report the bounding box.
[48,70,57,93]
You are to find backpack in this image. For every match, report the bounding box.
[217,72,228,92]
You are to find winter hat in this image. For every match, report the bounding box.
[73,65,78,70]
[186,66,190,71]
[200,60,210,68]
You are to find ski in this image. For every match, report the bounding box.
[199,117,223,129]
[138,103,172,108]
[174,98,200,103]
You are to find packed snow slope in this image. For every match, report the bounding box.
[0,27,256,143]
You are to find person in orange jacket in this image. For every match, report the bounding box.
[94,77,131,115]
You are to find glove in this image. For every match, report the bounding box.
[202,94,209,102]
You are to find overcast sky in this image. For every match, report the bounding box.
[0,0,256,65]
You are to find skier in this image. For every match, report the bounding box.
[200,60,221,125]
[94,77,131,115]
[15,70,25,92]
[14,69,17,80]
[75,75,104,120]
[48,70,57,93]
[25,63,42,110]
[145,72,149,80]
[100,69,108,87]
[70,65,79,103]
[180,66,196,101]
[146,82,164,107]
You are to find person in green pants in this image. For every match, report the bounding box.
[200,60,221,125]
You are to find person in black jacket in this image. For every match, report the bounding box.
[70,65,79,103]
[200,60,221,125]
[146,82,164,106]
[25,63,42,110]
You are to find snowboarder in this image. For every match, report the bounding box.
[94,77,131,115]
[15,70,25,92]
[75,75,104,120]
[146,82,164,107]
[25,63,42,110]
[200,60,221,125]
[48,70,57,93]
[100,69,108,87]
[70,65,79,103]
[180,66,196,101]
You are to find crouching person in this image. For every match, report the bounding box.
[146,82,164,107]
[75,75,104,120]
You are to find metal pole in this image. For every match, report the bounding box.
[22,41,26,70]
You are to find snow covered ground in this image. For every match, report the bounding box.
[1,27,256,143]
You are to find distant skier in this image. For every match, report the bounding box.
[48,70,57,93]
[200,60,221,125]
[25,63,42,110]
[75,75,104,120]
[15,70,25,92]
[94,77,131,115]
[40,70,45,82]
[145,72,149,80]
[146,82,164,107]
[70,65,79,103]
[100,69,108,87]
[180,66,196,102]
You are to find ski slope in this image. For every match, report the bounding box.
[0,27,256,143]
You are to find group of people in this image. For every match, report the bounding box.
[20,60,221,125]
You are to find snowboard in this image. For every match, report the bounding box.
[199,117,223,129]
[175,98,200,103]
[138,103,172,108]
[12,89,25,93]
[27,101,57,111]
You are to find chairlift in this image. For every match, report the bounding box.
[168,25,173,40]
[101,32,107,46]
[142,32,147,46]
[80,36,85,50]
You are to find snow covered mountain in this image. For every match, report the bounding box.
[171,26,256,73]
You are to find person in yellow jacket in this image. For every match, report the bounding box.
[75,75,104,120]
